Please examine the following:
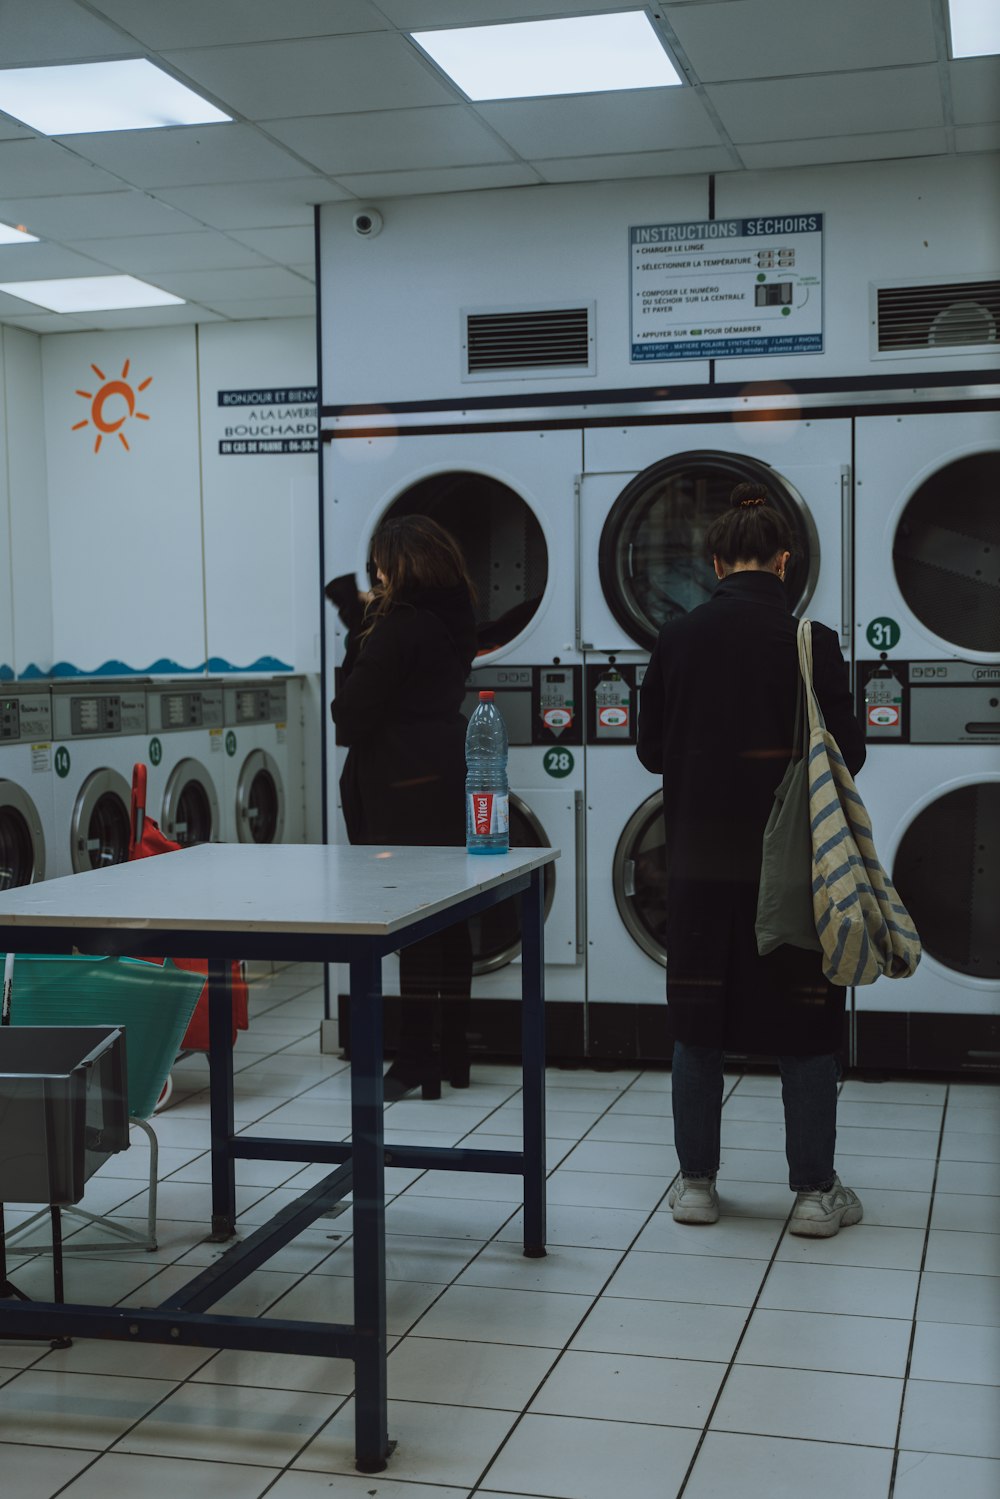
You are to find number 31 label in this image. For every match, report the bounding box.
[866,617,900,650]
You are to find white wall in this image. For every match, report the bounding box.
[0,326,51,679]
[319,152,1000,404]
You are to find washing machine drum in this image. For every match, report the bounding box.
[893,450,1000,654]
[600,450,817,651]
[0,780,45,889]
[613,793,668,967]
[468,794,555,974]
[380,472,548,653]
[162,758,219,846]
[236,750,284,844]
[72,768,130,874]
[893,781,1000,980]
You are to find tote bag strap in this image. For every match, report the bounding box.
[796,617,827,735]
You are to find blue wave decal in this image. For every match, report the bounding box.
[19,656,295,680]
[0,663,13,682]
[204,656,295,674]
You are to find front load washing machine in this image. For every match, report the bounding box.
[0,684,53,889]
[578,419,852,658]
[221,677,303,845]
[145,681,225,847]
[50,682,148,879]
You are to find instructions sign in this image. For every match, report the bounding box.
[217,386,318,456]
[629,214,823,361]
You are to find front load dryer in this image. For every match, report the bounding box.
[50,681,148,879]
[221,677,302,845]
[145,681,225,847]
[0,683,53,889]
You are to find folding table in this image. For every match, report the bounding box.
[0,842,555,1472]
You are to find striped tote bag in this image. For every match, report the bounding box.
[798,620,921,986]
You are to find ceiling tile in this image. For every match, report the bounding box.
[226,226,317,261]
[70,231,269,273]
[477,88,719,158]
[0,191,200,240]
[288,263,316,282]
[146,266,313,300]
[199,297,316,320]
[706,66,944,143]
[949,58,1000,126]
[376,0,642,22]
[56,124,307,189]
[739,127,948,171]
[0,312,93,332]
[666,0,938,82]
[0,243,116,280]
[0,0,139,64]
[534,145,734,181]
[0,139,123,198]
[151,179,341,230]
[333,162,540,197]
[267,106,513,175]
[68,304,227,329]
[956,124,1000,151]
[0,288,55,315]
[86,0,387,49]
[0,120,34,142]
[162,34,456,120]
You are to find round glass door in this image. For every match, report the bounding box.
[71,769,130,873]
[613,793,668,966]
[893,451,1000,654]
[894,781,999,980]
[162,759,219,846]
[468,793,556,975]
[0,782,44,889]
[236,750,284,844]
[381,472,547,653]
[599,451,818,650]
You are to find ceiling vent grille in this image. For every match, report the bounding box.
[876,279,1000,352]
[463,304,594,379]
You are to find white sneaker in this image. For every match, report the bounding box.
[789,1176,863,1238]
[668,1176,720,1225]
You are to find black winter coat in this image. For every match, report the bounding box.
[636,570,866,1056]
[330,585,477,847]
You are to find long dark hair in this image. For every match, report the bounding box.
[705,481,792,567]
[362,514,475,636]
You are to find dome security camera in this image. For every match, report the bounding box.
[352,208,383,238]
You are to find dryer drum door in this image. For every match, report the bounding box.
[380,472,548,653]
[71,768,130,873]
[599,450,818,651]
[236,749,285,845]
[893,781,1000,980]
[162,758,220,846]
[469,793,555,975]
[892,451,1000,654]
[0,780,45,888]
[613,792,668,967]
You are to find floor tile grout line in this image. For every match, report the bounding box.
[886,1080,952,1498]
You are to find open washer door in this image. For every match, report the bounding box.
[0,781,45,888]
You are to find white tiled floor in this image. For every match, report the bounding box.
[2,963,998,1498]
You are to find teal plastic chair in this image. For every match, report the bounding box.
[3,953,204,1251]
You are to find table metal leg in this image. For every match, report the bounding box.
[521,867,547,1259]
[208,959,237,1241]
[349,947,393,1473]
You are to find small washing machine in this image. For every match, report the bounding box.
[221,677,303,846]
[50,681,148,879]
[852,664,1000,1072]
[145,681,225,847]
[0,683,53,890]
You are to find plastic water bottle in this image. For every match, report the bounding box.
[466,690,509,855]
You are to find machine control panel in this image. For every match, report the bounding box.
[1,689,53,743]
[148,687,224,732]
[859,660,1000,744]
[52,687,147,739]
[224,682,288,726]
[462,665,582,746]
[584,661,646,745]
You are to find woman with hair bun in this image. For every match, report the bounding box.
[329,514,477,1099]
[637,484,867,1236]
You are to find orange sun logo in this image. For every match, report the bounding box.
[72,359,152,452]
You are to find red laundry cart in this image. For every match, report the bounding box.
[129,763,249,1050]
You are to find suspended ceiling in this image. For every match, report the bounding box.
[0,0,996,331]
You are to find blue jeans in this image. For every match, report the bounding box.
[671,1041,839,1193]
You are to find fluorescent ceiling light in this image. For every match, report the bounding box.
[0,276,184,312]
[0,221,38,245]
[948,0,1000,56]
[412,10,682,100]
[0,59,230,135]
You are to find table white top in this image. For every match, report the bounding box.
[0,844,558,938]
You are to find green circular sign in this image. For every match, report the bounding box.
[225,730,237,757]
[54,745,71,779]
[543,747,575,779]
[866,617,901,651]
[781,305,791,315]
[149,736,162,767]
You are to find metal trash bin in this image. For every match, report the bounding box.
[0,1027,128,1206]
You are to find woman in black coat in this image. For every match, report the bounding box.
[637,485,867,1237]
[329,515,477,1099]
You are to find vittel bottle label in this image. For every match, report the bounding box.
[469,792,509,837]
